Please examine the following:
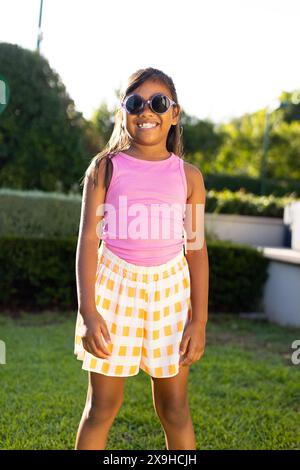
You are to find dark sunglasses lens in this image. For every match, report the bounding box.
[151,94,170,113]
[125,94,143,114]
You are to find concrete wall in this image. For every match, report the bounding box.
[260,247,300,328]
[206,213,284,247]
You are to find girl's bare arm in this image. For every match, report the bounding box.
[76,158,112,358]
[76,159,107,316]
[179,163,209,367]
[184,164,209,326]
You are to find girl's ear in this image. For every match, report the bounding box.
[172,104,181,125]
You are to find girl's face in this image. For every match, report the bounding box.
[121,80,180,148]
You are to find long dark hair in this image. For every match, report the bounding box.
[79,67,185,191]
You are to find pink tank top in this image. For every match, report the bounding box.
[100,151,187,266]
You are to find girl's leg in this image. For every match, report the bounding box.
[150,365,196,450]
[75,371,126,450]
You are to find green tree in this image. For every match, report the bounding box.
[279,90,300,124]
[0,42,97,192]
[215,111,266,177]
[213,99,300,181]
[268,120,300,179]
[91,101,115,146]
[181,110,224,171]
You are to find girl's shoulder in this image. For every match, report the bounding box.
[85,155,110,192]
[182,160,204,200]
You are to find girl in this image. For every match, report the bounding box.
[73,67,209,450]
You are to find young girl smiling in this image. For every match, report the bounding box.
[74,67,209,450]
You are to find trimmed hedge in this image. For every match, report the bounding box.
[0,236,78,311]
[0,236,269,314]
[0,188,81,238]
[1,188,298,241]
[204,172,300,198]
[207,240,269,313]
[206,189,296,218]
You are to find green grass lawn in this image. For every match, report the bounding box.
[0,311,299,450]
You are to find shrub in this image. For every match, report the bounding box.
[0,236,269,314]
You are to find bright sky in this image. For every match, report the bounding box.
[1,0,299,124]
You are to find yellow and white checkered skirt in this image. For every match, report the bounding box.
[74,242,191,378]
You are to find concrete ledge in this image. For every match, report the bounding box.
[256,246,300,265]
[256,246,300,327]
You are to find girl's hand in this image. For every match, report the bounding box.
[179,320,206,368]
[81,311,112,359]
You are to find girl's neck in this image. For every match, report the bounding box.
[125,145,170,159]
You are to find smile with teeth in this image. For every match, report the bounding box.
[137,122,159,129]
